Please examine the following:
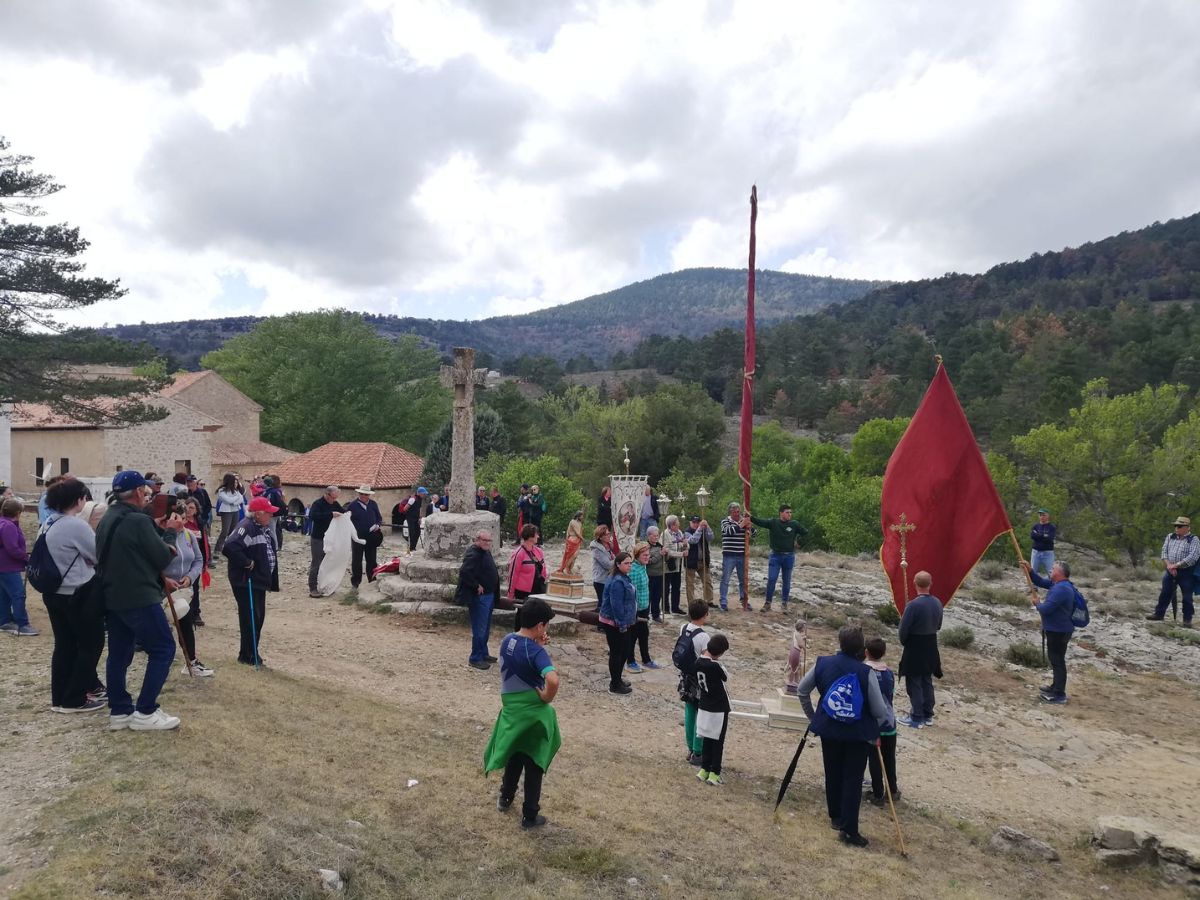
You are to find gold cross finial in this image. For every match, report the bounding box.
[889,513,918,603]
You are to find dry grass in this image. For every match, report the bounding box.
[971,585,1031,609]
[8,655,1163,899]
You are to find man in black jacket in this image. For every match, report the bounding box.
[459,530,500,670]
[307,486,344,598]
[490,487,507,536]
[897,570,943,728]
[348,485,383,588]
[186,475,212,533]
[223,496,280,666]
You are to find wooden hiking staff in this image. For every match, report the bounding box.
[877,743,907,857]
[162,584,195,678]
[1006,528,1045,662]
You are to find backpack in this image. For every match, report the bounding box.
[819,672,864,723]
[1071,586,1090,628]
[26,518,80,595]
[672,625,702,674]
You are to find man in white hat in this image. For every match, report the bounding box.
[1149,515,1199,625]
[349,486,384,589]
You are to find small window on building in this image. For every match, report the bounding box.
[60,458,70,476]
[174,460,192,476]
[35,457,45,486]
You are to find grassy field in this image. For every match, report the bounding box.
[1,539,1194,898]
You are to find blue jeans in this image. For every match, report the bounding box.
[639,516,656,539]
[766,551,795,605]
[469,592,495,663]
[105,604,176,715]
[0,571,30,628]
[1155,566,1195,621]
[1030,550,1055,579]
[719,555,746,609]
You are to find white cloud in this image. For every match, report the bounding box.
[0,0,1197,330]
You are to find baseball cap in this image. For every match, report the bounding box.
[248,496,278,514]
[689,515,701,523]
[417,487,429,495]
[112,470,148,492]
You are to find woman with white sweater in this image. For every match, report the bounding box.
[158,497,211,676]
[213,472,245,556]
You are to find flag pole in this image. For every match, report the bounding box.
[739,186,757,607]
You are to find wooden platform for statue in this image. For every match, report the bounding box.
[729,689,810,731]
[524,592,597,619]
[547,574,584,599]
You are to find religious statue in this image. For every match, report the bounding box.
[784,619,807,694]
[556,511,584,577]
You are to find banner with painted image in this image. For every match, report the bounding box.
[609,475,648,554]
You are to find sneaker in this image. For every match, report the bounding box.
[16,625,39,636]
[520,814,547,829]
[621,678,631,688]
[642,660,662,670]
[87,688,107,702]
[184,660,215,677]
[1145,614,1165,621]
[609,683,632,695]
[0,622,17,635]
[129,708,181,731]
[53,698,106,714]
[1040,692,1068,704]
[839,831,869,848]
[762,602,772,611]
[109,714,133,731]
[687,751,703,765]
[469,660,492,670]
[706,773,723,786]
[309,590,323,598]
[485,655,498,663]
[497,794,513,812]
[921,717,935,728]
[898,715,925,729]
[718,605,728,612]
[1040,684,1054,694]
[626,661,642,673]
[696,769,709,782]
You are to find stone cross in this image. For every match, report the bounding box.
[439,347,488,515]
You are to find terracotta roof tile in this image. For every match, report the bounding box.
[158,371,212,397]
[211,441,298,467]
[275,442,424,490]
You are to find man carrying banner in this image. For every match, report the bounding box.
[897,571,943,728]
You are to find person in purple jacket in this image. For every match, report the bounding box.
[0,497,37,636]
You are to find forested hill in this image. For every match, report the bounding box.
[621,211,1200,444]
[104,268,885,370]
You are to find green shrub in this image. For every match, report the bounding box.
[476,453,586,540]
[973,585,1030,608]
[1006,640,1044,668]
[1148,623,1200,645]
[875,603,900,626]
[974,560,1005,581]
[941,625,975,649]
[815,474,882,555]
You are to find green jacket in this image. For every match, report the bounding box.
[95,502,178,611]
[750,515,805,554]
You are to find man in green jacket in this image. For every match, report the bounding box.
[96,470,183,732]
[748,504,806,611]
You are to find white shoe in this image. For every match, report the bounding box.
[109,713,133,731]
[183,660,215,677]
[129,708,181,731]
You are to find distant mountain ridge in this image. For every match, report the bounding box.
[104,268,888,369]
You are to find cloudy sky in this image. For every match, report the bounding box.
[2,0,1199,327]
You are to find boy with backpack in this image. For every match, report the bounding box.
[694,632,732,786]
[674,599,711,764]
[864,637,900,806]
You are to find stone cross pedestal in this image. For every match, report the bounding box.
[426,347,499,560]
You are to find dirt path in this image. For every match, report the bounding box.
[2,535,1197,896]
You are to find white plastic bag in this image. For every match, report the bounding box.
[317,515,361,596]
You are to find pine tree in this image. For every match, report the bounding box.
[1,136,165,422]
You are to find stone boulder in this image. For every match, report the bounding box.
[1093,816,1200,890]
[422,511,499,561]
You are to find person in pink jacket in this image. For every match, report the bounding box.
[507,524,546,603]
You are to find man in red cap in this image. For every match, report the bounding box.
[222,495,280,666]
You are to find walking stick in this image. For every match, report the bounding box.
[162,584,195,678]
[877,742,907,857]
[247,578,260,670]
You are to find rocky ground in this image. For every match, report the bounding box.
[2,532,1198,896]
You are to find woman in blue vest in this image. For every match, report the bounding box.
[797,625,893,848]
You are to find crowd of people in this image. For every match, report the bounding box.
[4,466,1192,844]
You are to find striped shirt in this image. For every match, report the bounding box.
[1161,532,1200,568]
[721,516,747,556]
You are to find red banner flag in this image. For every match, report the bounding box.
[880,361,1010,612]
[739,186,757,515]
